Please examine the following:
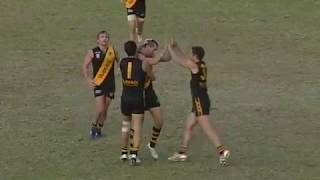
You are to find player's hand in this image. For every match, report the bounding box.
[87,78,96,88]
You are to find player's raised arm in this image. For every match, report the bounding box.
[83,50,95,87]
[142,61,156,81]
[168,41,198,73]
[138,51,161,65]
[138,46,171,65]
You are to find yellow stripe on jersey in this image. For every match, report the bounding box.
[127,62,133,79]
[126,0,137,8]
[94,46,116,86]
[195,98,203,116]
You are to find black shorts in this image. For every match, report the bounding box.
[144,85,160,110]
[93,86,115,99]
[191,94,211,117]
[121,96,145,116]
[127,0,146,19]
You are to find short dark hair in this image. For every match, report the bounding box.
[96,30,109,39]
[124,40,137,56]
[192,46,205,60]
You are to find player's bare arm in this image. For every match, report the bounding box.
[138,47,171,65]
[168,42,198,73]
[143,61,156,81]
[138,51,161,65]
[83,50,96,88]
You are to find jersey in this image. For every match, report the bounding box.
[92,46,116,90]
[120,56,146,99]
[127,0,146,18]
[120,56,146,115]
[190,61,210,116]
[190,61,208,97]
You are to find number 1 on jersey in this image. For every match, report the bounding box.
[127,62,132,79]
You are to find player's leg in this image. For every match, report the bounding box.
[127,14,137,42]
[168,113,198,162]
[120,115,131,161]
[120,96,132,161]
[90,94,106,138]
[136,17,145,43]
[129,113,144,165]
[149,107,163,145]
[195,95,230,165]
[197,115,223,148]
[135,0,146,43]
[128,97,145,166]
[197,115,230,165]
[144,87,162,159]
[96,95,112,136]
[147,106,163,159]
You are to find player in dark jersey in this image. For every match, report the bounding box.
[121,0,146,42]
[83,31,118,139]
[120,40,155,166]
[167,41,230,165]
[119,39,169,161]
[137,39,171,160]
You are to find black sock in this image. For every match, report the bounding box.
[97,123,103,133]
[178,146,188,154]
[91,122,97,128]
[129,129,134,148]
[130,149,138,157]
[98,123,103,128]
[217,145,225,155]
[121,147,128,155]
[149,126,161,148]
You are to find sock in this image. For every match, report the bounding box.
[91,122,97,129]
[149,126,161,148]
[129,128,134,148]
[217,145,225,155]
[97,123,103,134]
[129,128,139,157]
[121,147,128,155]
[178,146,188,154]
[98,123,103,128]
[130,148,138,157]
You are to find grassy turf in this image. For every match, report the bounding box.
[0,0,319,179]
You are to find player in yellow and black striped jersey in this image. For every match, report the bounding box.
[167,41,230,165]
[119,40,155,166]
[82,31,118,139]
[121,0,146,42]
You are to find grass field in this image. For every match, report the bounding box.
[1,0,320,179]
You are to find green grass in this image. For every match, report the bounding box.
[1,0,320,179]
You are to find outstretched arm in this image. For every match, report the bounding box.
[138,45,171,65]
[168,41,198,72]
[138,52,161,65]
